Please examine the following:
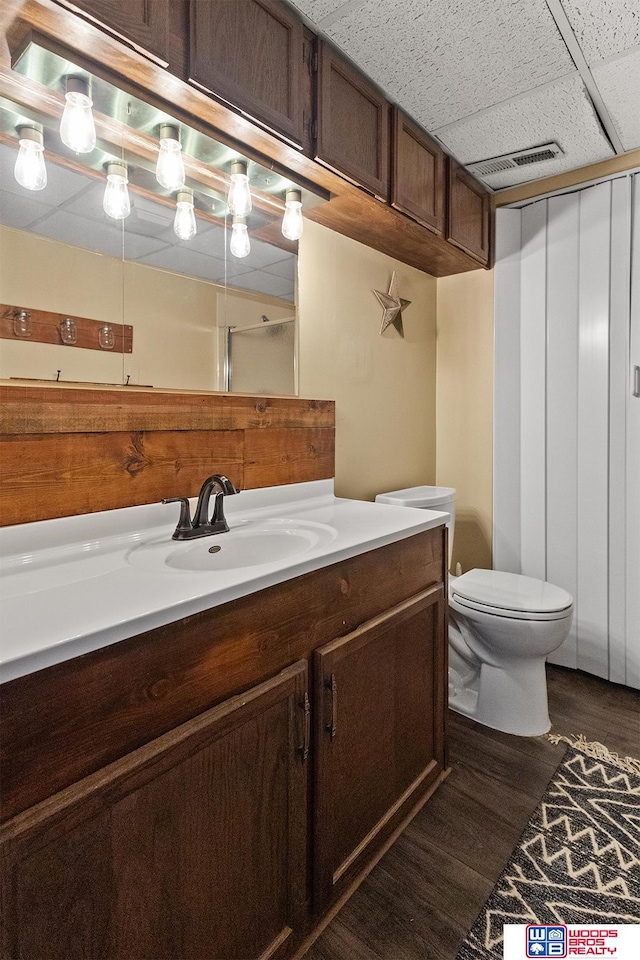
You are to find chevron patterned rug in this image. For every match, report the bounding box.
[456,741,640,960]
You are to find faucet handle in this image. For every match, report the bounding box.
[162,497,193,539]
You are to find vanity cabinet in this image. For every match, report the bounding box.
[0,663,309,960]
[314,586,446,908]
[315,41,390,200]
[57,0,172,64]
[188,0,305,146]
[391,108,446,236]
[0,529,447,958]
[447,158,492,266]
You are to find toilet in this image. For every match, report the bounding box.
[374,486,573,737]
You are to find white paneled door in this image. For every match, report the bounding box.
[494,172,640,689]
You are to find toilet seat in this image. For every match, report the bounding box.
[450,569,573,621]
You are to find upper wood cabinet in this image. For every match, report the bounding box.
[60,0,171,64]
[189,0,305,146]
[391,108,445,236]
[447,158,492,266]
[316,41,390,200]
[1,663,309,960]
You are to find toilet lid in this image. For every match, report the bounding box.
[375,486,455,508]
[451,569,573,615]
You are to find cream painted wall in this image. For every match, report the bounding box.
[0,227,218,389]
[436,269,494,573]
[298,219,437,502]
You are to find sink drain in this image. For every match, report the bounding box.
[208,545,222,554]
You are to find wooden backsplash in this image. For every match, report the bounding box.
[0,384,335,526]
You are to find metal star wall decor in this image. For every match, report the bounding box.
[373,271,411,337]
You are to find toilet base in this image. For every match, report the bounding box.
[448,657,551,737]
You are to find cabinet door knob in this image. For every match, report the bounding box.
[325,673,337,740]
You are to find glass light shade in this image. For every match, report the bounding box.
[174,189,197,240]
[230,216,251,258]
[227,160,252,217]
[14,127,47,191]
[60,78,96,153]
[156,124,185,191]
[281,189,303,240]
[103,161,131,220]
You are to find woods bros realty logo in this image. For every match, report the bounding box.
[504,925,640,960]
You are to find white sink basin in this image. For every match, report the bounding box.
[126,518,338,572]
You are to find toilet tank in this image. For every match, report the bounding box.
[375,486,456,566]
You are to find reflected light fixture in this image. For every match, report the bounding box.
[60,76,96,154]
[227,159,252,216]
[174,188,197,240]
[14,125,47,191]
[281,188,303,241]
[230,215,250,258]
[156,123,185,191]
[103,160,131,220]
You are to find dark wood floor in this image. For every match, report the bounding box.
[305,665,640,960]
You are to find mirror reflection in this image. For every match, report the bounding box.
[0,38,324,394]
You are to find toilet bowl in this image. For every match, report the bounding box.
[375,486,574,736]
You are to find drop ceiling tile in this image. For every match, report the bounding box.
[437,75,614,189]
[288,1,357,23]
[0,189,58,229]
[228,270,295,300]
[30,209,129,258]
[323,0,575,129]
[560,0,640,64]
[137,245,232,282]
[242,237,295,269]
[592,49,640,150]
[262,256,297,281]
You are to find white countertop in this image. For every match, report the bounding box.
[0,480,447,683]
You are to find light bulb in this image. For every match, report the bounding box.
[156,123,185,191]
[174,189,197,240]
[230,216,250,258]
[60,76,96,153]
[227,159,252,216]
[103,161,130,220]
[14,126,47,191]
[281,188,303,241]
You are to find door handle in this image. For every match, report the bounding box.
[633,365,640,398]
[298,691,310,762]
[325,673,337,740]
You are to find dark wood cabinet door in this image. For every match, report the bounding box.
[391,108,445,236]
[313,586,446,908]
[447,158,492,265]
[1,662,309,960]
[189,0,305,146]
[316,41,390,200]
[61,0,171,64]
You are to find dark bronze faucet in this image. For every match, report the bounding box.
[163,474,240,540]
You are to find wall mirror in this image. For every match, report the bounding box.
[0,36,326,395]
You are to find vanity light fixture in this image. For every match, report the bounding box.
[281,188,303,241]
[14,125,47,191]
[60,76,96,154]
[174,188,197,241]
[156,123,185,192]
[230,215,250,258]
[227,159,252,217]
[103,160,131,220]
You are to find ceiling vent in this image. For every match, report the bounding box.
[467,142,564,177]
